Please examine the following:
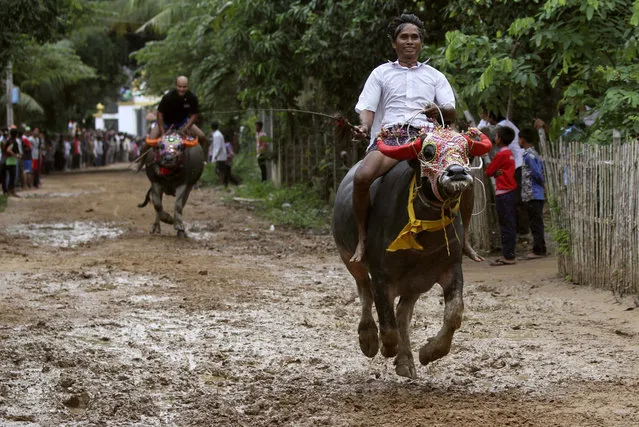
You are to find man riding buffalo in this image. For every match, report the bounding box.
[144,76,208,160]
[333,13,493,377]
[350,13,459,263]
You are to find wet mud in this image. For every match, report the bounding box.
[0,167,638,426]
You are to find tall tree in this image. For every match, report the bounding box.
[441,0,639,140]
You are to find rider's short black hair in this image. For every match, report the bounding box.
[389,14,424,41]
[211,121,219,129]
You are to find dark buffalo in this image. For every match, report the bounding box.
[332,126,491,378]
[138,131,204,237]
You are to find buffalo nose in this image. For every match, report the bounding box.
[446,164,467,179]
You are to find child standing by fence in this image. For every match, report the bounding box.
[518,128,547,259]
[486,126,518,266]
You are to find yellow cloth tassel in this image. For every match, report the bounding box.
[387,176,459,252]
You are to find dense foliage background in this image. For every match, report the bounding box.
[2,0,638,141]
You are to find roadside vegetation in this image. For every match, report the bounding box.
[200,151,329,230]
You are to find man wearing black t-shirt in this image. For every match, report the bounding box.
[147,76,207,153]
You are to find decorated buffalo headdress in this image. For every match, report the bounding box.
[376,126,490,202]
[378,126,491,254]
[145,130,198,174]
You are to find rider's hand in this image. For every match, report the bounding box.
[352,124,369,141]
[494,169,503,177]
[422,103,439,120]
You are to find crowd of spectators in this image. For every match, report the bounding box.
[1,125,145,197]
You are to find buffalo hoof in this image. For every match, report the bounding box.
[418,339,450,366]
[150,224,161,234]
[176,230,187,238]
[395,353,416,379]
[379,329,399,358]
[357,321,379,358]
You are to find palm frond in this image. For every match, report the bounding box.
[0,92,44,115]
[14,40,97,90]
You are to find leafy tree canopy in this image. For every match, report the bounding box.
[4,0,639,142]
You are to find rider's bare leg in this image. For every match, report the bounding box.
[350,151,398,263]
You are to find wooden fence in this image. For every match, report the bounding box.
[539,133,639,295]
[252,111,364,199]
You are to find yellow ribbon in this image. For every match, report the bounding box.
[387,175,460,253]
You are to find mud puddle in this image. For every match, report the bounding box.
[19,191,100,199]
[6,222,124,247]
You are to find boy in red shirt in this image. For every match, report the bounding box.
[485,126,518,265]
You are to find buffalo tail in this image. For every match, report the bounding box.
[138,188,151,208]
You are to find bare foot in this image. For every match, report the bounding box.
[350,240,366,263]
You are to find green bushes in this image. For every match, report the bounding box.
[234,181,329,230]
[200,150,329,230]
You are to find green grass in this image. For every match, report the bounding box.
[0,194,7,212]
[200,151,330,230]
[234,181,329,230]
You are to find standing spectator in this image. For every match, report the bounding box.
[72,133,82,169]
[209,122,229,186]
[105,135,114,165]
[255,121,269,182]
[486,126,518,266]
[3,128,21,197]
[518,128,547,259]
[0,128,7,195]
[497,115,529,239]
[476,105,492,129]
[63,135,71,170]
[225,139,241,186]
[21,130,33,189]
[44,136,55,175]
[94,135,104,166]
[87,134,96,167]
[31,128,42,188]
[18,128,29,188]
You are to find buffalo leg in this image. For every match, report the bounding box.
[339,250,378,357]
[394,294,419,378]
[419,264,464,365]
[372,276,398,358]
[174,183,192,237]
[150,183,174,234]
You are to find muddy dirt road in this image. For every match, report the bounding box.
[1,167,638,426]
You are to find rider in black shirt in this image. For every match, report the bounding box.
[157,86,199,132]
[145,76,207,157]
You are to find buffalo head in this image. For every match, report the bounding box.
[146,131,198,171]
[377,126,487,203]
